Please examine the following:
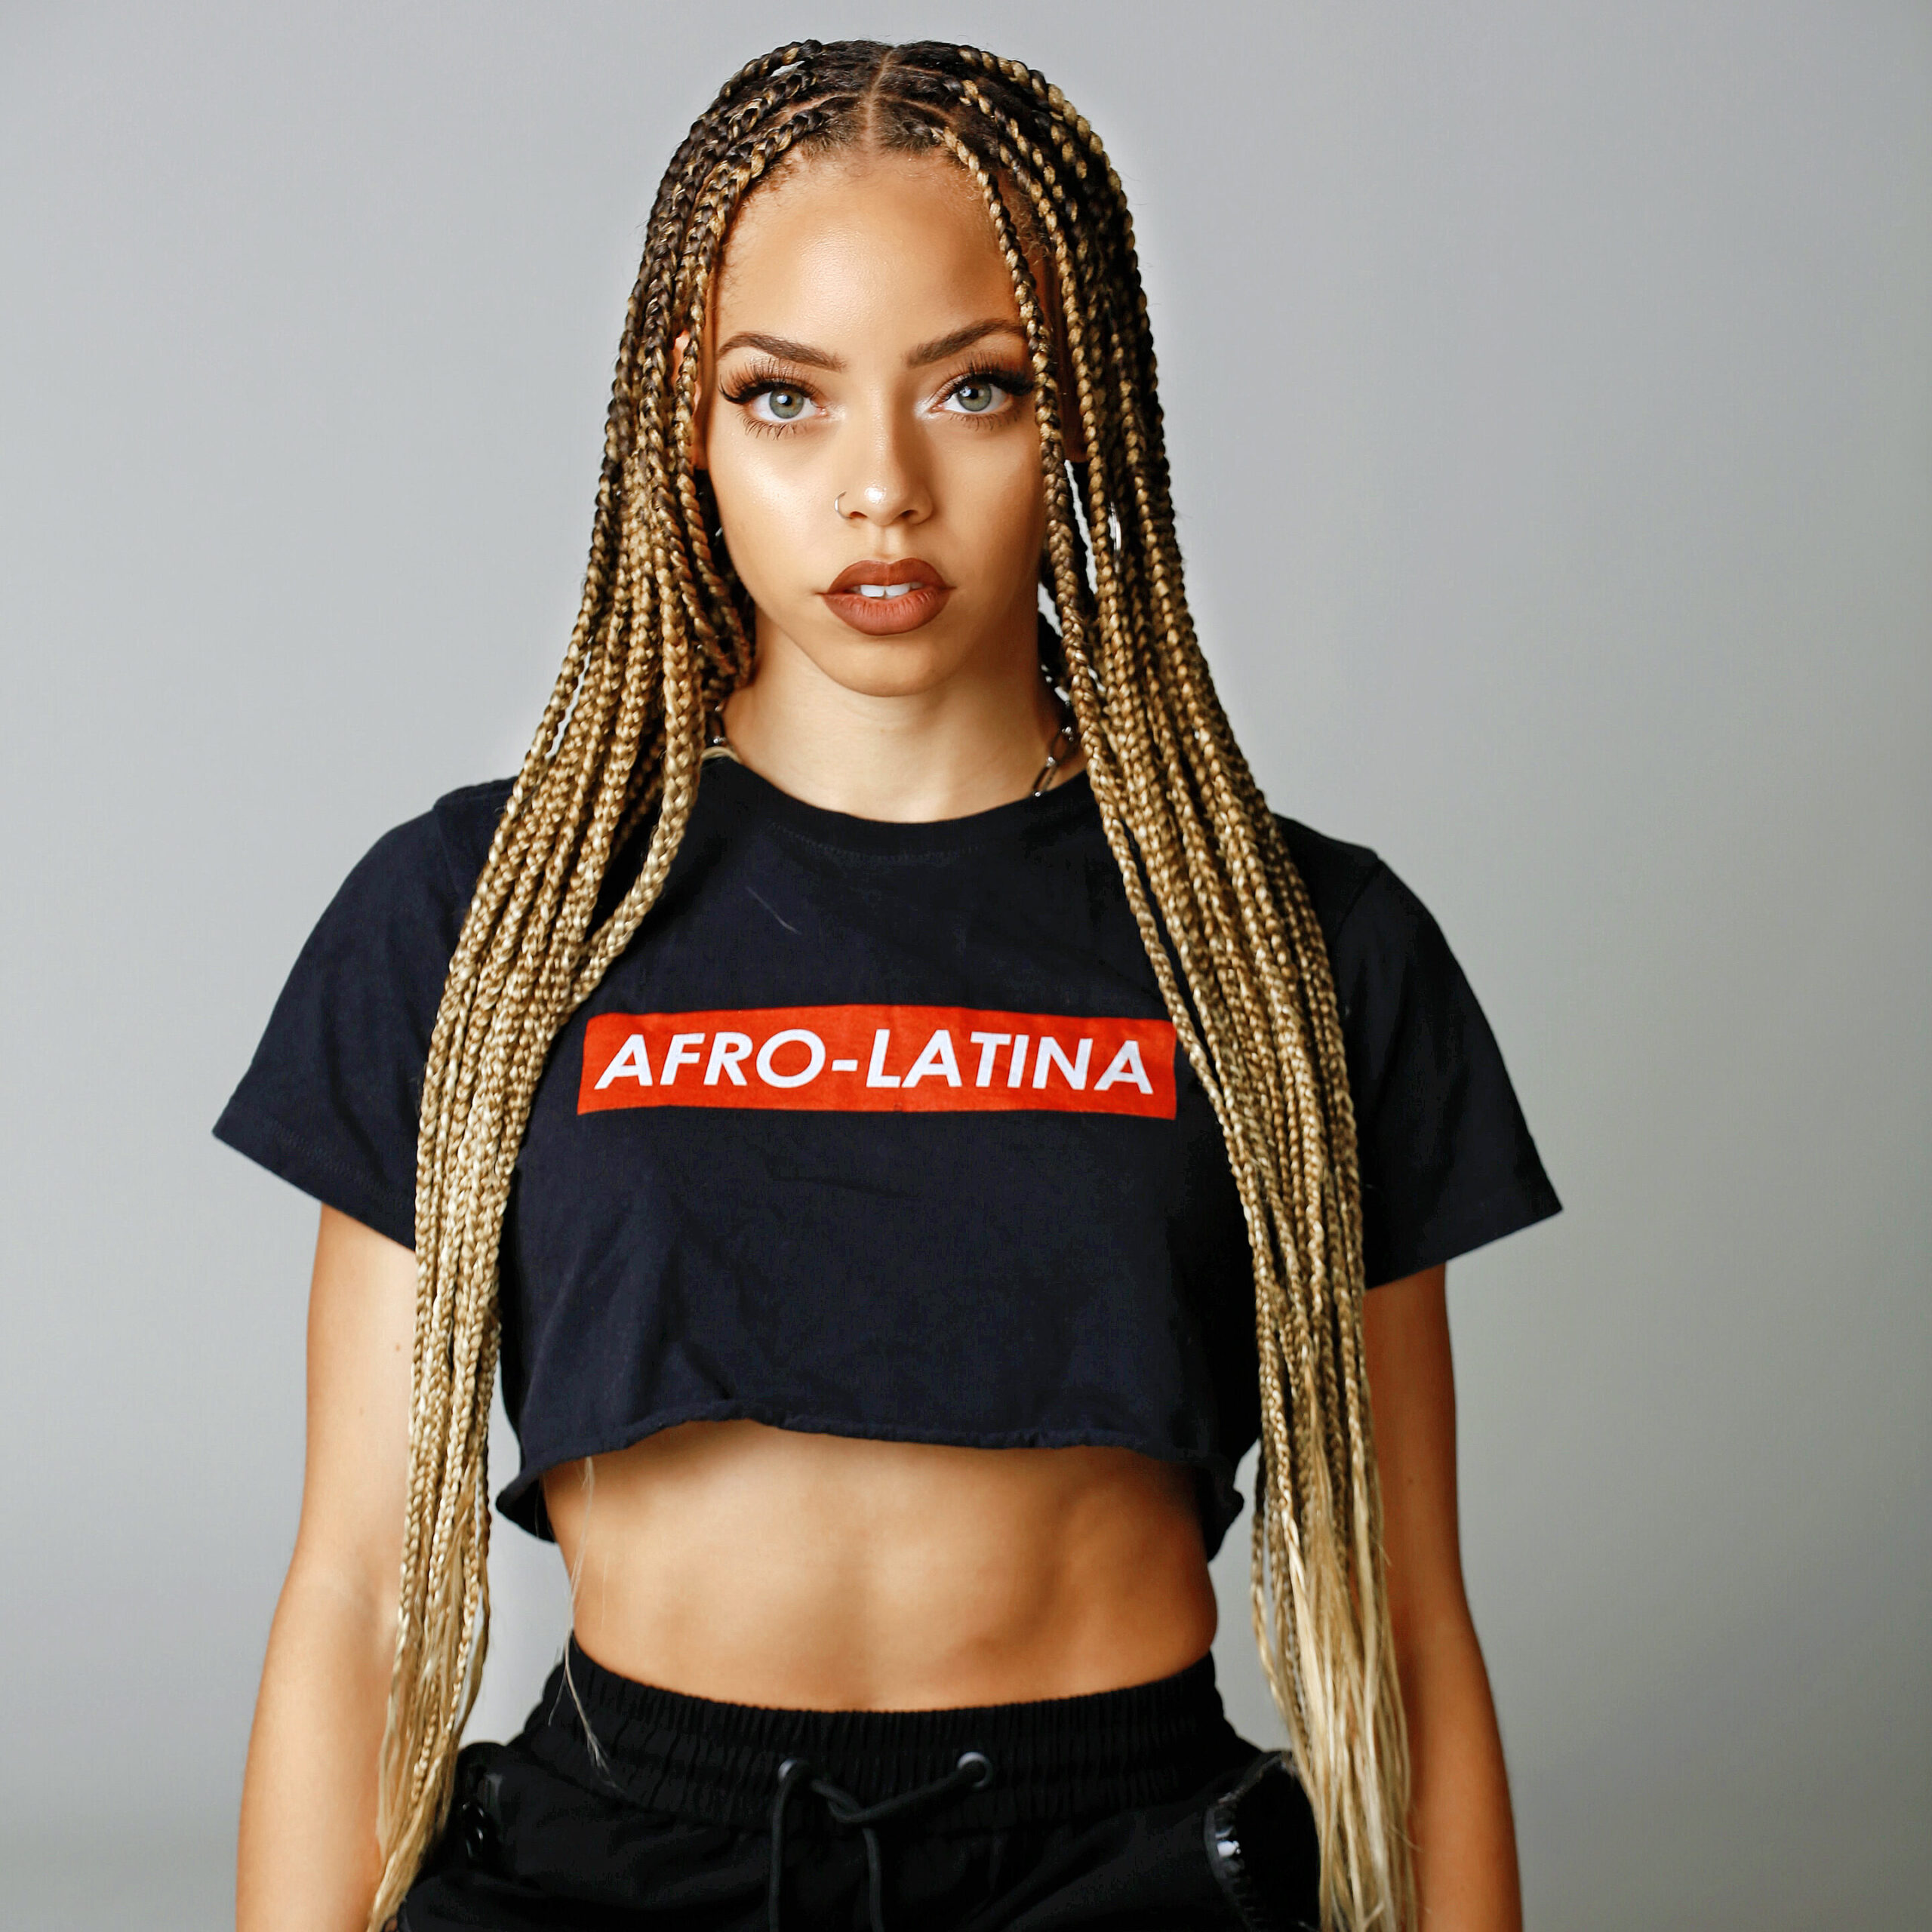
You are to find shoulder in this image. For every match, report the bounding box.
[357,776,513,906]
[1275,812,1472,992]
[261,772,517,1070]
[310,777,515,953]
[429,774,515,858]
[212,777,514,1247]
[1272,808,1479,1057]
[1273,812,1561,1283]
[1272,814,1389,954]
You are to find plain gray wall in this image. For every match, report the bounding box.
[2,3,1926,1927]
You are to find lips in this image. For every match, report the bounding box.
[822,557,952,636]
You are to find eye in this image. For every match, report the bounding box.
[752,386,811,423]
[937,366,1032,420]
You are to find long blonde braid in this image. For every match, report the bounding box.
[371,42,1412,1931]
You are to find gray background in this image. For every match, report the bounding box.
[2,2,1926,1927]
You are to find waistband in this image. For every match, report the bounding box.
[517,1639,1248,1831]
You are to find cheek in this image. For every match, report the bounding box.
[706,444,817,593]
[989,472,1049,606]
[950,435,1047,565]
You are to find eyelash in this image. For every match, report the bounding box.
[719,358,1035,435]
[718,359,812,430]
[941,361,1037,420]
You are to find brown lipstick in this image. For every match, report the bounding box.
[821,557,952,635]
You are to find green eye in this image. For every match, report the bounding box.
[763,387,808,420]
[952,380,998,414]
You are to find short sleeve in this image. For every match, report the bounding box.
[213,780,509,1248]
[1324,860,1561,1287]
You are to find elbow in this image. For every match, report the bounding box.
[278,1542,402,1663]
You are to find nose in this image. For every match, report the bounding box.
[835,417,932,528]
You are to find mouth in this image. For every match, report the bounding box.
[822,558,952,636]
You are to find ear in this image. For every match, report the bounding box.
[676,331,710,469]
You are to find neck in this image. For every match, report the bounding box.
[718,614,1078,823]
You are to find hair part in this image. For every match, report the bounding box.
[371,41,1413,1932]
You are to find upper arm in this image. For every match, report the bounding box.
[1361,1265,1471,1660]
[291,1205,417,1616]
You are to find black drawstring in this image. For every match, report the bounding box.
[768,1747,994,1932]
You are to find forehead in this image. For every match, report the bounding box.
[713,152,1023,345]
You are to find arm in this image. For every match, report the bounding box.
[238,1206,416,1932]
[1363,1266,1522,1932]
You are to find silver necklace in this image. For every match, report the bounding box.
[703,706,1079,801]
[1029,709,1079,797]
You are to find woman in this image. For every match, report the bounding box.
[220,39,1558,1932]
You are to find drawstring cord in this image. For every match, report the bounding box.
[768,1748,995,1932]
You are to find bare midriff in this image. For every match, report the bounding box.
[540,1420,1219,1711]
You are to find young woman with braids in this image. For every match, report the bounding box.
[220,40,1557,1932]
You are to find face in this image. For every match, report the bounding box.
[694,152,1048,700]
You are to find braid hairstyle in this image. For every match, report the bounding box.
[371,40,1414,1932]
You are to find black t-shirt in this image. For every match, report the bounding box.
[215,761,1558,1553]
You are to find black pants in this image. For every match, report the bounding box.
[401,1642,1318,1931]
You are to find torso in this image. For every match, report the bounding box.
[226,757,1556,1714]
[491,761,1264,1571]
[542,1421,1218,1709]
[510,762,1242,1708]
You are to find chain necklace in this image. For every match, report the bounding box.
[703,700,1079,801]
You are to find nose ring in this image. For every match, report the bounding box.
[834,492,846,518]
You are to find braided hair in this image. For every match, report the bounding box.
[373,41,1413,1931]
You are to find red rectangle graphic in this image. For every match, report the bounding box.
[577,1005,1177,1119]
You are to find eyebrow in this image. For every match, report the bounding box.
[906,318,1028,366]
[715,331,845,371]
[713,318,1027,373]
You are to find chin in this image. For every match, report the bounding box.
[777,605,990,700]
[808,638,964,700]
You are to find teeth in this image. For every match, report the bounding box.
[856,583,918,599]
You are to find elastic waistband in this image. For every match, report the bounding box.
[518,1639,1247,1830]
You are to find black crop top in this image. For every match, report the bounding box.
[215,761,1558,1555]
